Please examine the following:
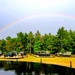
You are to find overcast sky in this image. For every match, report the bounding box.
[0,0,75,39]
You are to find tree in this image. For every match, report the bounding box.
[6,36,11,40]
[33,40,41,52]
[5,36,12,52]
[27,31,34,54]
[57,27,69,52]
[1,26,75,55]
[23,33,28,51]
[17,32,27,52]
[69,30,75,54]
[11,38,17,51]
[0,39,6,53]
[33,30,43,52]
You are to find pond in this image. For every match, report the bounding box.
[0,61,75,75]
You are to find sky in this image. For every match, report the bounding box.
[0,0,75,39]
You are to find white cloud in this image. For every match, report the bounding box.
[0,0,74,15]
[17,0,71,9]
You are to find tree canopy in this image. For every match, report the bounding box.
[0,27,75,54]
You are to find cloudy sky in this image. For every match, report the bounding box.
[0,0,75,39]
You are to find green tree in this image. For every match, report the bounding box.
[11,38,17,51]
[5,36,12,52]
[69,30,75,53]
[23,33,28,51]
[27,31,34,54]
[0,39,6,53]
[57,27,68,52]
[17,32,27,52]
[1,26,75,55]
[33,30,43,52]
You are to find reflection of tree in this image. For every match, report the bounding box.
[33,63,41,75]
[14,62,26,75]
[14,62,34,75]
[0,61,4,68]
[4,61,15,71]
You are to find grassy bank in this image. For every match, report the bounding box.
[0,54,75,68]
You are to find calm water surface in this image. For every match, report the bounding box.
[0,69,15,75]
[0,61,75,75]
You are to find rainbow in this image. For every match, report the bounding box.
[0,13,75,33]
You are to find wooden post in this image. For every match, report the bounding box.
[70,61,72,68]
[16,58,18,62]
[40,58,42,63]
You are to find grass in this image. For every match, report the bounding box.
[0,54,75,68]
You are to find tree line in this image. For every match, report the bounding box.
[0,27,75,54]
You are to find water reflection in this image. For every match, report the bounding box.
[0,61,75,75]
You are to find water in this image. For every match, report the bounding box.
[0,69,15,75]
[0,61,75,75]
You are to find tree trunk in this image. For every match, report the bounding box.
[30,40,31,54]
